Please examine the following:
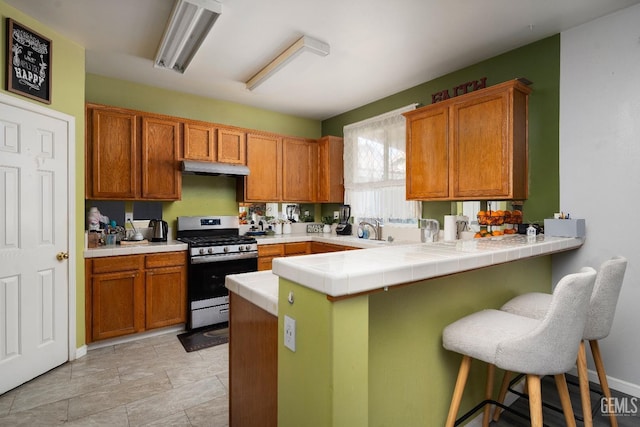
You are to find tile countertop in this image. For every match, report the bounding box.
[83,240,188,258]
[226,234,584,315]
[272,234,584,298]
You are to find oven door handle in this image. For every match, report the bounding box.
[190,252,258,264]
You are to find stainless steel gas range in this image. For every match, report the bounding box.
[177,216,258,329]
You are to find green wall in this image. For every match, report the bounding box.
[321,35,561,224]
[0,2,86,348]
[86,73,321,139]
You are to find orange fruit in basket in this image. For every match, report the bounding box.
[513,210,522,216]
[491,210,501,217]
[492,230,504,236]
[477,210,486,217]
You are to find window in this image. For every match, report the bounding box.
[343,104,420,226]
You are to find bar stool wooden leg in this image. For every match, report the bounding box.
[591,340,619,427]
[445,355,472,427]
[492,370,512,421]
[483,364,495,427]
[577,340,594,427]
[554,374,577,427]
[527,374,543,427]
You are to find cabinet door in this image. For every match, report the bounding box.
[141,116,181,200]
[244,134,282,202]
[450,91,511,199]
[92,270,144,341]
[218,128,246,164]
[258,244,284,271]
[317,136,344,203]
[405,106,449,200]
[184,122,216,161]
[284,242,310,256]
[145,265,187,329]
[283,138,316,202]
[88,107,138,199]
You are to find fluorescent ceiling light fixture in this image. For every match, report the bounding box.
[155,0,222,73]
[246,35,330,90]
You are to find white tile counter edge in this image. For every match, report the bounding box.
[272,234,584,298]
[226,234,583,316]
[83,240,188,257]
[226,271,279,316]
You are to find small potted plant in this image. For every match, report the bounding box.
[322,216,334,233]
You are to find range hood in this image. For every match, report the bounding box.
[181,160,250,176]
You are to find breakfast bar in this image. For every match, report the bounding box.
[226,234,583,427]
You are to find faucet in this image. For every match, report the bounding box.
[359,220,383,240]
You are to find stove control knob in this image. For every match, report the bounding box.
[245,245,252,251]
[208,248,214,254]
[199,248,205,255]
[238,245,244,251]
[224,246,229,253]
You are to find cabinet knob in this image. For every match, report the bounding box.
[56,252,69,261]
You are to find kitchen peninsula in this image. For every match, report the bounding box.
[226,234,584,426]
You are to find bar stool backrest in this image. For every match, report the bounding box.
[495,267,597,375]
[585,256,627,341]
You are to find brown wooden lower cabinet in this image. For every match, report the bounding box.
[229,292,277,427]
[85,251,187,343]
[258,241,360,270]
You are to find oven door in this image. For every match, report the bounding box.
[188,256,258,302]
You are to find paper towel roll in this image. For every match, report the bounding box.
[444,215,457,241]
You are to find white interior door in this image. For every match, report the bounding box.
[0,94,73,394]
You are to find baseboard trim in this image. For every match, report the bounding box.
[84,325,186,353]
[74,345,87,360]
[568,366,640,399]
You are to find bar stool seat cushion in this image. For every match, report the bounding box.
[444,309,574,376]
[501,292,551,320]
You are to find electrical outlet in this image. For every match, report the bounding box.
[284,315,296,352]
[124,212,134,227]
[333,211,339,219]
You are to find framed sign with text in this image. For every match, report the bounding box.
[6,18,52,104]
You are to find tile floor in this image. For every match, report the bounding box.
[0,331,229,426]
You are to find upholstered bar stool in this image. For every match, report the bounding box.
[442,267,597,427]
[495,256,627,427]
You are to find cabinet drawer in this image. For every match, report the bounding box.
[258,244,284,257]
[284,242,309,256]
[145,251,186,269]
[92,255,143,274]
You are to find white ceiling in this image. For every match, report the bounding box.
[6,0,640,120]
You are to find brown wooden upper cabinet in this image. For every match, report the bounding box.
[218,128,246,164]
[240,134,318,203]
[183,122,246,165]
[243,133,282,202]
[404,79,531,201]
[282,137,317,202]
[317,136,344,203]
[86,104,182,200]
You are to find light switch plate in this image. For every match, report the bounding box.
[284,315,296,352]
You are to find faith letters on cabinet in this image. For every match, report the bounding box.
[6,18,52,104]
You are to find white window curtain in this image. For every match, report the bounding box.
[343,104,421,226]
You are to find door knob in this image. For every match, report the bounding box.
[56,252,69,261]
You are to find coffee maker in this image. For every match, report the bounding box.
[335,205,352,235]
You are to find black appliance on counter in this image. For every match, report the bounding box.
[335,204,352,235]
[177,216,258,329]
